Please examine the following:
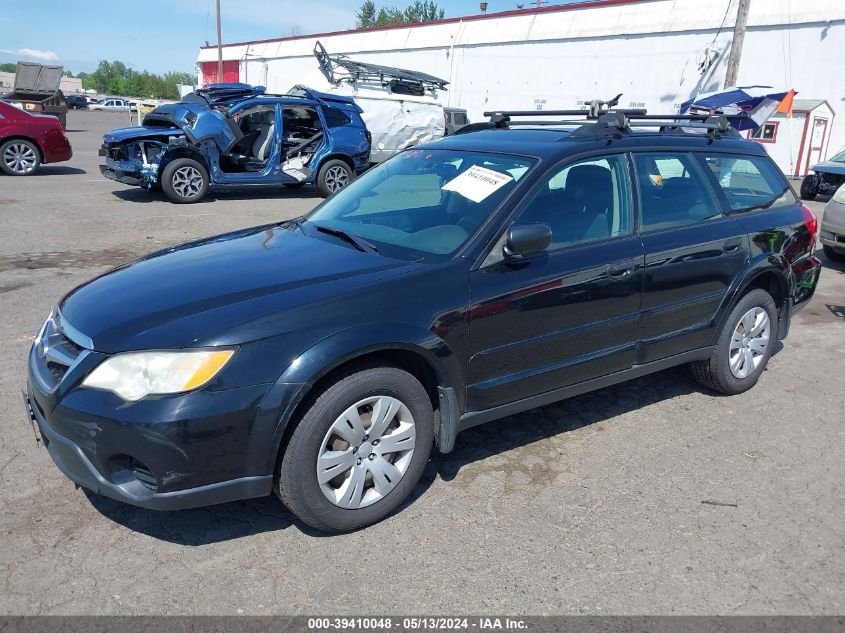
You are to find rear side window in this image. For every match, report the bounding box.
[632,153,720,232]
[701,154,797,211]
[323,107,352,128]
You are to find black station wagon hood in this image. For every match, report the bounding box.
[58,225,416,353]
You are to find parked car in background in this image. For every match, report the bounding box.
[29,106,820,532]
[0,62,68,128]
[89,98,135,112]
[85,96,100,105]
[100,83,370,202]
[0,101,72,175]
[66,95,89,110]
[800,146,845,200]
[820,184,845,261]
[444,107,470,135]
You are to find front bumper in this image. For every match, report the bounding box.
[25,385,271,510]
[820,201,845,253]
[99,163,141,186]
[27,342,276,510]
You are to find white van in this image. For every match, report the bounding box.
[291,43,449,164]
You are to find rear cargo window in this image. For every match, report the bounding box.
[701,154,796,211]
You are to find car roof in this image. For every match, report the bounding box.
[423,126,768,162]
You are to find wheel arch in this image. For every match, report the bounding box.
[256,324,464,474]
[1,135,44,162]
[710,258,790,346]
[158,147,210,177]
[317,153,354,173]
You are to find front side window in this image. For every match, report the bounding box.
[702,154,797,211]
[306,149,535,262]
[515,155,632,249]
[633,152,720,232]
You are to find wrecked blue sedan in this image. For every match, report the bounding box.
[99,84,371,203]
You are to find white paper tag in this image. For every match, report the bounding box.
[442,165,513,203]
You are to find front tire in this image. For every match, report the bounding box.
[1,139,41,176]
[800,174,818,200]
[691,289,777,395]
[316,159,353,197]
[161,158,209,204]
[277,365,433,532]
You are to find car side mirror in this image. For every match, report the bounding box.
[504,224,552,258]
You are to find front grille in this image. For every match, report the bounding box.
[35,313,86,390]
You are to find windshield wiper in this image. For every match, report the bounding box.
[313,224,379,254]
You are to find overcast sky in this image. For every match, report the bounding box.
[1,0,569,76]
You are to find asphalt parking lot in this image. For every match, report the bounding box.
[1,110,843,615]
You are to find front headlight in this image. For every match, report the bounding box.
[832,184,845,205]
[82,350,235,401]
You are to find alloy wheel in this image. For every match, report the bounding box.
[316,395,416,509]
[324,165,350,193]
[729,307,770,379]
[171,165,204,198]
[3,143,37,174]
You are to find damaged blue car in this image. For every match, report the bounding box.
[99,84,371,203]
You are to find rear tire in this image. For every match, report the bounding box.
[316,159,353,197]
[277,365,433,532]
[161,157,209,204]
[823,245,845,262]
[799,174,818,200]
[0,139,41,176]
[691,289,777,395]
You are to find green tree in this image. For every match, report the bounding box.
[78,60,194,99]
[0,63,18,73]
[355,1,445,28]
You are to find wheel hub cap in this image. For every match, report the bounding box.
[316,395,416,509]
[729,307,770,379]
[172,166,203,198]
[3,143,37,174]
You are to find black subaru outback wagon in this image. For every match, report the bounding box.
[26,106,821,532]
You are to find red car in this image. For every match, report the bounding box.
[0,101,72,175]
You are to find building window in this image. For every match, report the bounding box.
[749,122,779,143]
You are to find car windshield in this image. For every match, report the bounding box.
[305,149,535,262]
[829,148,845,163]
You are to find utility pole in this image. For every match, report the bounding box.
[724,0,751,88]
[216,0,223,82]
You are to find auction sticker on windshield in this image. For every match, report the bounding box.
[442,165,513,203]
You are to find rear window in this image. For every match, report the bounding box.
[323,107,352,128]
[701,154,796,211]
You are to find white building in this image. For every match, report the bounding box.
[196,0,845,172]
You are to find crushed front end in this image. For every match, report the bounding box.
[99,128,185,189]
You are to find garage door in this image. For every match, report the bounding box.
[201,60,239,85]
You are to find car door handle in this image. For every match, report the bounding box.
[607,262,635,278]
[722,238,743,253]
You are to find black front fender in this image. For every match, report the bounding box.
[254,322,465,473]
